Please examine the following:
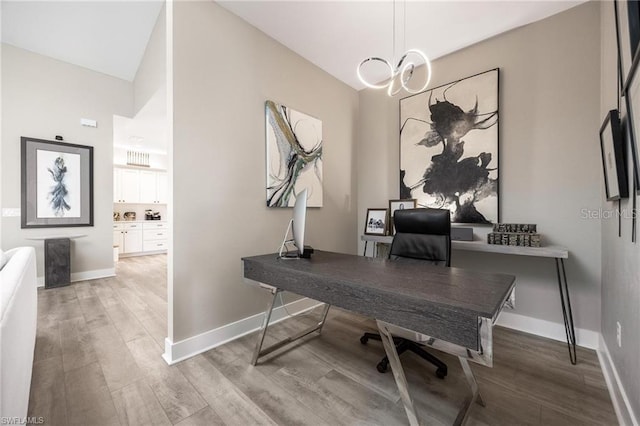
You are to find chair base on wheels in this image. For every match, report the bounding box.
[360,332,448,379]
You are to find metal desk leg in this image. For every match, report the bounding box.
[454,358,485,425]
[555,258,577,365]
[252,287,280,365]
[377,320,487,426]
[363,241,368,257]
[377,320,419,426]
[252,288,331,366]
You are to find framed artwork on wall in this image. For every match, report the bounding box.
[623,47,640,189]
[599,110,629,201]
[388,199,417,234]
[265,100,323,207]
[364,208,388,236]
[399,68,499,224]
[21,137,94,228]
[615,0,639,88]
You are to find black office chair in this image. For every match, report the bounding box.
[360,208,450,379]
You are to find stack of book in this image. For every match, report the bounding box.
[488,223,541,247]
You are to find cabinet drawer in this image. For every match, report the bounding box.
[123,222,141,230]
[142,221,168,230]
[144,230,167,241]
[143,241,168,252]
[113,223,124,230]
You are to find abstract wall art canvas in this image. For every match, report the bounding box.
[265,100,323,207]
[21,137,93,228]
[400,68,499,224]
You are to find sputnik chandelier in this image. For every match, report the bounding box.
[357,0,432,96]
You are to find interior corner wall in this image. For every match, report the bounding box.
[599,1,640,419]
[133,4,166,115]
[357,2,602,335]
[1,44,133,278]
[171,1,358,342]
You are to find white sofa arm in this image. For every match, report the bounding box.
[0,247,38,419]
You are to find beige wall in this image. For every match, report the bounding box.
[600,1,640,419]
[171,1,358,342]
[358,2,602,333]
[133,5,166,115]
[1,44,133,277]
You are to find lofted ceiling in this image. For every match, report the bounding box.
[1,0,585,90]
[114,88,168,154]
[217,0,586,90]
[1,0,164,81]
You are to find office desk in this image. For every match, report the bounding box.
[242,250,515,426]
[361,235,576,365]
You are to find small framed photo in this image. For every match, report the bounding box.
[599,110,628,201]
[21,137,94,228]
[388,199,417,234]
[364,208,388,236]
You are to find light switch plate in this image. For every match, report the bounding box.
[2,208,20,217]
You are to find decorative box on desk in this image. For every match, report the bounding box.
[488,223,541,247]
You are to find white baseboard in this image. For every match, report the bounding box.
[162,297,323,365]
[496,311,599,349]
[118,251,167,258]
[597,335,639,426]
[36,268,116,287]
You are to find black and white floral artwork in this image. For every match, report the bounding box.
[37,151,81,218]
[266,100,323,207]
[22,137,93,228]
[400,69,499,224]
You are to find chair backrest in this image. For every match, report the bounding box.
[389,208,451,267]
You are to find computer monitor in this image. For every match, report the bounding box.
[292,188,307,255]
[278,188,312,258]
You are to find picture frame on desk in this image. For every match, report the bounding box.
[388,199,416,235]
[21,137,94,228]
[599,110,628,201]
[364,208,389,236]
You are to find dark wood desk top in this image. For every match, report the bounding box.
[243,250,515,350]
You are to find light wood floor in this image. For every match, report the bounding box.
[28,255,617,425]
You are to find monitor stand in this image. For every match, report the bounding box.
[277,220,314,259]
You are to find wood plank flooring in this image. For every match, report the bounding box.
[28,255,618,425]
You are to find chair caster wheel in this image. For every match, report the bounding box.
[360,336,368,345]
[377,361,388,373]
[436,368,447,379]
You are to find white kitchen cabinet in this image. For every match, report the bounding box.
[114,221,169,255]
[124,230,143,253]
[142,221,169,252]
[113,222,143,254]
[156,172,168,204]
[113,170,121,203]
[140,170,167,204]
[139,171,157,204]
[113,230,124,250]
[114,168,140,203]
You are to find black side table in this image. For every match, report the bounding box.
[44,238,71,288]
[27,234,87,289]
